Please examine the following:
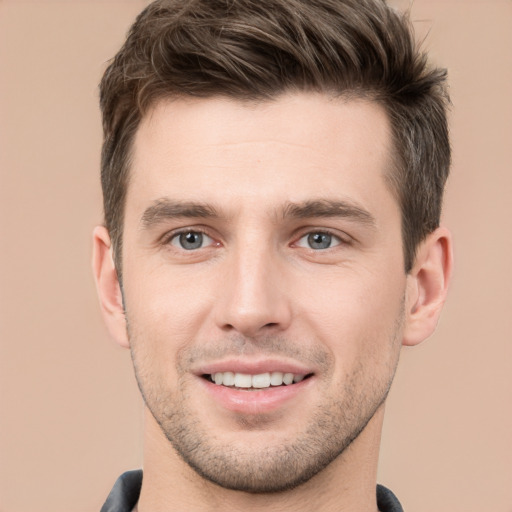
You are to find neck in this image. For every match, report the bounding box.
[137,407,384,512]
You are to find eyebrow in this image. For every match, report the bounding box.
[140,197,376,229]
[282,199,376,227]
[141,199,219,229]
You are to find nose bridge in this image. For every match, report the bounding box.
[217,234,291,336]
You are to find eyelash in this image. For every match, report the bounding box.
[160,227,352,253]
[161,228,217,248]
[293,229,352,250]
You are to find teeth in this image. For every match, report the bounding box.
[252,373,271,388]
[222,371,235,386]
[210,371,307,388]
[234,373,252,388]
[283,373,294,385]
[270,371,284,386]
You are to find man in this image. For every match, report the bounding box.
[93,0,453,510]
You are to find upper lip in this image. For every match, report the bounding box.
[194,358,314,376]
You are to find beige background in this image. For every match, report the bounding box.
[0,1,510,511]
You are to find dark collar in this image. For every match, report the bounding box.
[101,470,142,512]
[101,470,404,512]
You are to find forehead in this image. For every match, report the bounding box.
[127,93,396,218]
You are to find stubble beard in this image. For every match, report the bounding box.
[125,284,405,494]
[145,374,392,494]
[128,313,404,494]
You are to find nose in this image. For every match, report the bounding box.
[214,244,293,338]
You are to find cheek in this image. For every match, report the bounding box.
[297,266,406,371]
[122,266,215,391]
[124,259,216,334]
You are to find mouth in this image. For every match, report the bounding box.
[202,371,314,390]
[197,363,316,413]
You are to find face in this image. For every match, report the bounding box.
[121,93,407,492]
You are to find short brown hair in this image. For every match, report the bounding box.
[100,0,450,275]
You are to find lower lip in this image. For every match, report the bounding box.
[199,377,314,414]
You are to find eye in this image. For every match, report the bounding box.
[170,231,214,250]
[296,231,342,250]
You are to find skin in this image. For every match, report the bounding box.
[93,93,452,512]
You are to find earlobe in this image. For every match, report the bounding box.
[92,226,130,348]
[402,226,453,346]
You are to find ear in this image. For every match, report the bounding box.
[402,226,453,346]
[92,226,130,349]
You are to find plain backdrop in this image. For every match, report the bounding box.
[0,1,511,511]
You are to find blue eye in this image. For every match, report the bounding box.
[170,231,214,250]
[296,232,341,250]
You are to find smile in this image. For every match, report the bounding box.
[206,371,311,389]
[198,365,316,413]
